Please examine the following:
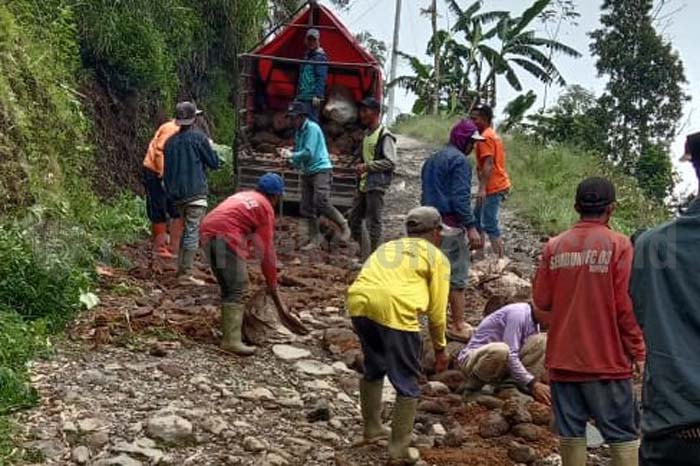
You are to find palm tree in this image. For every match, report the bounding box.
[388,52,435,115]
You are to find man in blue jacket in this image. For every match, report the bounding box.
[164,102,221,286]
[421,119,484,342]
[296,28,328,122]
[283,101,350,250]
[631,132,700,466]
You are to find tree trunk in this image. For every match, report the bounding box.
[430,0,440,115]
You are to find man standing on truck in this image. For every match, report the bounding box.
[143,107,186,269]
[470,103,511,258]
[296,28,328,122]
[349,97,397,259]
[348,206,450,465]
[421,119,484,342]
[631,133,700,465]
[282,101,351,250]
[164,102,221,286]
[533,177,644,466]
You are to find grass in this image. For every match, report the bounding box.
[393,115,670,236]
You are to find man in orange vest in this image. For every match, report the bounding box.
[142,104,200,265]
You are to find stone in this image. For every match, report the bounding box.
[146,415,193,444]
[157,363,185,378]
[294,360,335,376]
[112,439,164,463]
[528,402,554,426]
[62,421,78,433]
[444,427,468,448]
[534,454,563,466]
[306,398,331,422]
[240,387,276,402]
[475,395,505,410]
[479,412,510,438]
[190,374,210,386]
[430,370,465,392]
[303,380,335,392]
[93,455,143,466]
[508,443,538,464]
[264,452,290,466]
[429,423,447,437]
[331,361,354,374]
[86,431,111,449]
[412,435,435,449]
[83,369,111,386]
[72,446,90,464]
[512,423,543,442]
[418,400,447,415]
[272,344,311,361]
[502,399,533,424]
[23,440,63,460]
[322,328,360,355]
[78,417,107,433]
[278,397,304,408]
[423,381,450,397]
[335,391,354,405]
[202,416,229,435]
[243,436,267,452]
[483,272,531,300]
[341,349,364,372]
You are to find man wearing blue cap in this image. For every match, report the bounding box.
[296,28,328,122]
[200,173,306,355]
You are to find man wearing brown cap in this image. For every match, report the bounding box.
[348,206,450,465]
[533,177,645,466]
[631,133,700,465]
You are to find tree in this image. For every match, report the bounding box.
[500,91,537,132]
[355,31,388,68]
[590,0,688,199]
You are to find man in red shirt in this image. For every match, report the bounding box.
[200,173,291,355]
[533,177,645,466]
[470,104,511,258]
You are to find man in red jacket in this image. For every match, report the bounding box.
[200,173,292,355]
[533,177,645,466]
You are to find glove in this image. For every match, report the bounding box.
[312,96,322,110]
[279,148,293,160]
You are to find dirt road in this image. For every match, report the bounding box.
[10,136,563,466]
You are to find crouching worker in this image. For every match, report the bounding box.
[456,301,551,405]
[347,207,450,465]
[200,173,304,355]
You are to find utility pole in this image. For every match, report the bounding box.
[386,0,402,125]
[430,0,439,115]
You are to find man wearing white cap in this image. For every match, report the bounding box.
[297,28,328,122]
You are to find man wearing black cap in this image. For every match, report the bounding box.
[631,132,700,466]
[296,28,328,122]
[348,97,397,258]
[533,177,645,466]
[164,102,221,286]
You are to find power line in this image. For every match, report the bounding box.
[349,0,388,26]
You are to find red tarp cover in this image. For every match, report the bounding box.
[248,4,383,111]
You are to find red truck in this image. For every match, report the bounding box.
[234,1,383,208]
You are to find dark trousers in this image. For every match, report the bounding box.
[552,380,639,443]
[300,170,345,225]
[143,168,179,223]
[205,238,248,303]
[349,190,385,254]
[352,316,422,398]
[641,434,700,465]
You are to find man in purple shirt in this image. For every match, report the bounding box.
[457,302,551,405]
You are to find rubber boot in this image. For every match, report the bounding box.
[301,218,323,251]
[169,218,184,257]
[388,396,420,465]
[609,440,639,466]
[177,249,206,286]
[152,223,173,258]
[559,437,587,466]
[360,379,389,442]
[220,303,256,356]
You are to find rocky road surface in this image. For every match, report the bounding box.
[9,136,594,466]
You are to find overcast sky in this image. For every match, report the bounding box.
[325,0,698,194]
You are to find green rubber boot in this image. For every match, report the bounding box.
[610,440,639,466]
[220,303,255,356]
[177,249,205,286]
[301,218,323,251]
[559,437,587,466]
[388,396,420,464]
[360,379,389,442]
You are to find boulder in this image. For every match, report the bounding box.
[240,387,276,402]
[294,360,335,376]
[528,402,554,426]
[272,344,311,361]
[418,400,447,415]
[72,446,90,464]
[512,423,544,442]
[474,395,505,410]
[502,398,533,425]
[508,443,538,464]
[145,415,193,444]
[423,381,450,397]
[243,436,267,453]
[322,328,360,355]
[483,272,531,300]
[430,370,465,392]
[479,412,510,438]
[444,426,468,448]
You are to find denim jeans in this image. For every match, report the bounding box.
[474,191,506,238]
[440,233,470,289]
[177,203,207,252]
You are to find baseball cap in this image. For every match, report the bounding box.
[306,28,320,40]
[175,101,202,126]
[359,97,382,112]
[257,173,285,195]
[286,101,309,117]
[576,177,616,208]
[680,132,700,162]
[406,206,446,234]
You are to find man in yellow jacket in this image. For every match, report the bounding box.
[348,206,450,465]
